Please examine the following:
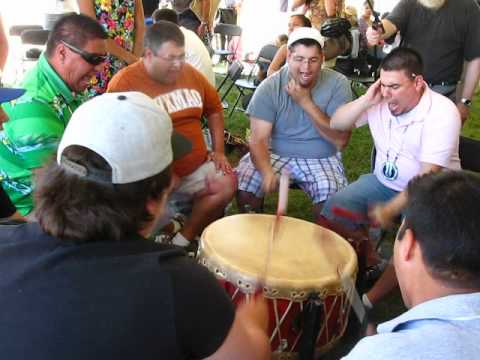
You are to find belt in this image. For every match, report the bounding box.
[427,81,458,87]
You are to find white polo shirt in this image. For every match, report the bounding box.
[181,27,215,86]
[356,85,461,191]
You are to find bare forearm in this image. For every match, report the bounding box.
[0,17,7,71]
[460,58,480,100]
[302,100,350,149]
[201,0,211,22]
[367,19,398,47]
[243,328,270,360]
[133,0,145,57]
[107,39,138,64]
[384,164,442,218]
[249,141,273,176]
[379,19,397,40]
[331,95,370,130]
[207,112,225,154]
[325,0,336,16]
[0,41,7,71]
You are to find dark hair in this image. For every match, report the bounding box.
[400,171,480,288]
[171,0,193,11]
[45,13,107,58]
[35,146,172,243]
[144,21,185,53]
[152,8,179,24]
[290,14,312,28]
[288,38,322,53]
[380,47,423,77]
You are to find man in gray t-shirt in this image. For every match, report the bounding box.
[236,27,352,220]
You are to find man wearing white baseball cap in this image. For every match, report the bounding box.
[0,92,270,360]
[237,27,352,220]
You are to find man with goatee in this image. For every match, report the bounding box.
[366,0,480,124]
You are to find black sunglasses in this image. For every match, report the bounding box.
[61,40,107,66]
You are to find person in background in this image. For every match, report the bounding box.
[191,0,220,34]
[267,14,312,76]
[343,171,480,360]
[152,8,215,86]
[291,0,345,29]
[358,0,372,50]
[0,14,8,74]
[0,14,107,218]
[78,0,145,95]
[142,0,161,19]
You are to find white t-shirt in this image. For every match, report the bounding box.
[181,27,215,86]
[356,85,461,191]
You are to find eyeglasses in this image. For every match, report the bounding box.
[291,55,321,65]
[156,53,186,65]
[61,40,107,66]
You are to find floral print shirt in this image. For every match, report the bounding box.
[89,0,137,95]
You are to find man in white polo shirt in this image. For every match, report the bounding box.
[321,47,461,307]
[323,46,461,231]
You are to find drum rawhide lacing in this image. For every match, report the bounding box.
[199,214,358,355]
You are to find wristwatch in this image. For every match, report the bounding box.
[460,98,472,107]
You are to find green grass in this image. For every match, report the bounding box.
[218,74,480,356]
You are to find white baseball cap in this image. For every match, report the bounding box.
[287,27,325,48]
[57,91,191,184]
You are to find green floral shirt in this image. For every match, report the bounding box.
[0,54,85,215]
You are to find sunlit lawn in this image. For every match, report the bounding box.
[219,72,480,357]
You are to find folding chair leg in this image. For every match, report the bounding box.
[228,91,243,118]
[220,81,237,102]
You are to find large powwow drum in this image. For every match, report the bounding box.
[198,214,358,358]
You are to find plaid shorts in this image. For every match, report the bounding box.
[236,153,348,204]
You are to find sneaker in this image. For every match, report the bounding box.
[153,213,186,243]
[185,240,199,258]
[364,258,388,288]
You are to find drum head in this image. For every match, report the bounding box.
[199,214,357,296]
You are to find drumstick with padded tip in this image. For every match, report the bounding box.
[337,267,366,325]
[332,206,379,227]
[277,169,290,217]
[258,170,290,294]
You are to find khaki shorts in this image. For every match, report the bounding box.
[174,161,224,196]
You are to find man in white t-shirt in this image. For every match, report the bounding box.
[320,47,461,308]
[153,8,215,85]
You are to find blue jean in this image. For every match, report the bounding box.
[321,173,398,230]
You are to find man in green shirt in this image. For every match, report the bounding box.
[0,14,107,217]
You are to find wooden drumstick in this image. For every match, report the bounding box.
[337,267,366,324]
[332,206,380,227]
[259,170,290,292]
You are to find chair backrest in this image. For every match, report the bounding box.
[20,30,50,46]
[257,44,278,64]
[217,60,244,101]
[213,23,242,37]
[227,60,244,80]
[459,136,480,172]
